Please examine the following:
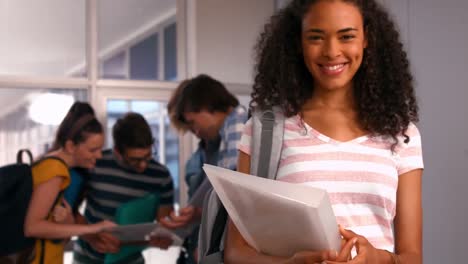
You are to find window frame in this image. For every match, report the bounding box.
[0,0,192,205]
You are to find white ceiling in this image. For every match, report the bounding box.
[0,0,176,119]
[0,0,176,76]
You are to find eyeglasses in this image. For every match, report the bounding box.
[121,144,157,170]
[121,145,158,168]
[123,154,153,166]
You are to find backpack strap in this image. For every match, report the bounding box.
[32,156,68,259]
[205,204,227,258]
[250,107,285,179]
[256,110,274,178]
[37,188,65,264]
[200,107,285,264]
[16,149,33,164]
[199,189,226,264]
[32,156,68,169]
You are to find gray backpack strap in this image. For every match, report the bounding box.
[199,107,285,264]
[250,107,285,179]
[199,189,225,264]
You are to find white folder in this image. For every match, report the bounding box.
[203,164,341,257]
[104,222,184,246]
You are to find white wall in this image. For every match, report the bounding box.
[385,0,468,263]
[191,0,275,86]
[409,1,468,262]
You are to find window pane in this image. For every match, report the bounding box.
[106,99,180,196]
[0,0,86,77]
[164,117,179,197]
[99,0,177,80]
[107,100,129,113]
[102,51,127,79]
[130,34,158,80]
[130,100,159,114]
[0,88,87,166]
[164,23,177,81]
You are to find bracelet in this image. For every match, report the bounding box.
[385,250,401,264]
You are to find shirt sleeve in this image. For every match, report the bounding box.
[396,123,424,175]
[238,118,253,155]
[32,158,70,190]
[217,109,247,170]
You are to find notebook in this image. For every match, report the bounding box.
[104,193,160,264]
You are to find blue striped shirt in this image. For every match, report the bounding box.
[217,105,248,170]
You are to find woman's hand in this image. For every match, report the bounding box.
[52,198,74,224]
[255,229,360,264]
[283,250,337,264]
[327,226,384,264]
[89,220,117,234]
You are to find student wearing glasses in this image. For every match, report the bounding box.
[73,112,175,264]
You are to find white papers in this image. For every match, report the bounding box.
[203,164,341,257]
[150,225,184,246]
[104,222,184,245]
[105,223,157,242]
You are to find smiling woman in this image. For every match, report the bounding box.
[23,101,115,264]
[301,0,367,92]
[224,0,422,263]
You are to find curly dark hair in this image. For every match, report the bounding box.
[251,0,418,143]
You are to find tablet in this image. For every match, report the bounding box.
[104,193,160,264]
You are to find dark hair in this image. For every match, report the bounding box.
[167,79,190,132]
[252,0,418,144]
[112,112,154,153]
[53,101,103,150]
[173,74,239,124]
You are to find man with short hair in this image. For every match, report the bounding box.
[164,74,248,263]
[170,74,247,172]
[73,112,174,264]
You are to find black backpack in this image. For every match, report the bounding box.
[0,150,66,263]
[0,150,36,261]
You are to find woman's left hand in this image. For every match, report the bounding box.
[326,226,382,264]
[52,198,74,224]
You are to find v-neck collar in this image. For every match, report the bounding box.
[294,115,369,144]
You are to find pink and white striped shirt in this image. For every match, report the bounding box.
[238,115,423,252]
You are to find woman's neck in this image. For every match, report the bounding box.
[45,149,73,167]
[305,86,355,111]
